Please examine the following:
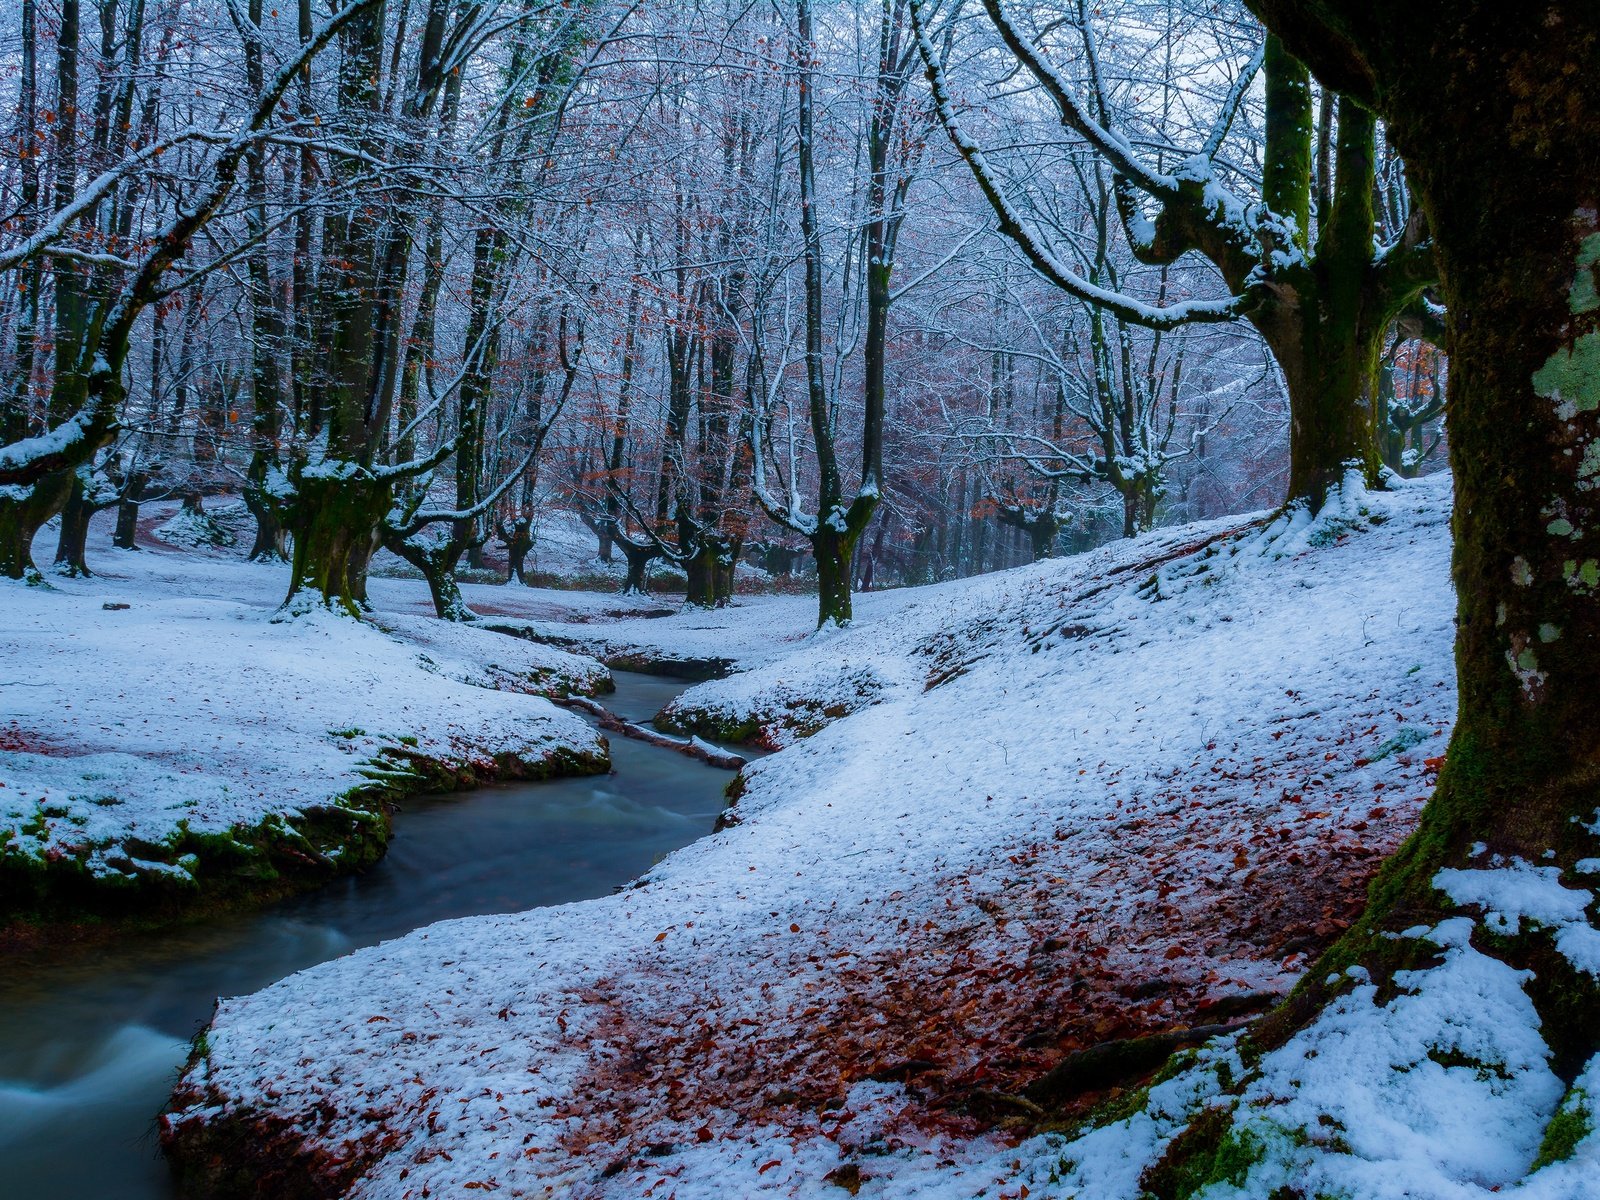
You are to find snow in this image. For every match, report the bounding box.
[1,507,610,891]
[1436,860,1593,936]
[158,474,1554,1199]
[1438,860,1600,979]
[1011,884,1600,1200]
[153,500,250,551]
[485,581,933,680]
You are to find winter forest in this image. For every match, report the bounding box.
[0,0,1596,1196]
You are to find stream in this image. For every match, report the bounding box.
[0,672,737,1198]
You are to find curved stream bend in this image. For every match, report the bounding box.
[0,673,736,1199]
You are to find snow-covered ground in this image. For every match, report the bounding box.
[485,584,935,680]
[0,507,621,916]
[0,501,926,920]
[154,475,1596,1200]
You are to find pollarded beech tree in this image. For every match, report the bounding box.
[1216,0,1600,1045]
[752,0,927,627]
[247,0,616,617]
[911,0,1439,512]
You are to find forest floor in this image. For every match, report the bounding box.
[154,474,1600,1199]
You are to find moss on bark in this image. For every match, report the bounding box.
[283,471,394,615]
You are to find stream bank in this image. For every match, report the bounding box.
[0,673,737,1199]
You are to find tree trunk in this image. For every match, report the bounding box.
[52,469,95,576]
[284,473,392,615]
[1271,95,1390,510]
[244,494,290,562]
[1273,310,1386,510]
[619,539,658,595]
[112,496,140,550]
[383,530,475,622]
[0,470,73,580]
[1028,514,1059,561]
[1244,0,1600,1059]
[1368,21,1600,898]
[715,546,738,606]
[502,518,533,584]
[244,456,290,562]
[970,507,989,576]
[421,554,471,622]
[762,544,799,578]
[812,526,857,627]
[683,540,718,608]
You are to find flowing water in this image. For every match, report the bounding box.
[0,673,738,1198]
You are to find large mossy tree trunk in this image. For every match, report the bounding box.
[277,0,414,618]
[1252,73,1393,510]
[1246,0,1600,1044]
[284,473,393,616]
[682,534,722,609]
[1272,309,1387,507]
[0,470,74,580]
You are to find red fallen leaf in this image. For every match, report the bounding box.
[696,1125,713,1143]
[654,931,669,942]
[790,923,801,933]
[1424,755,1446,772]
[1163,945,1184,960]
[365,1015,390,1023]
[758,1160,782,1175]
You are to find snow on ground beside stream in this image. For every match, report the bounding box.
[481,582,938,679]
[0,500,921,898]
[0,508,617,894]
[154,473,1596,1200]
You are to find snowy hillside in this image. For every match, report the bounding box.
[155,474,1594,1200]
